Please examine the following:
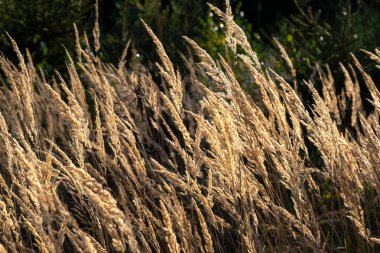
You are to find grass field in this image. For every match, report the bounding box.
[0,1,379,252]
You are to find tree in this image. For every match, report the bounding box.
[0,0,91,72]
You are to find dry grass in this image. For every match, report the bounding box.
[0,1,379,252]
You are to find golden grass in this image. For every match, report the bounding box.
[0,1,379,252]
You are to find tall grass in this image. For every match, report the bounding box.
[0,1,379,252]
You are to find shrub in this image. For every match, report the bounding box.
[0,0,91,72]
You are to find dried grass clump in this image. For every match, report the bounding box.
[0,1,379,252]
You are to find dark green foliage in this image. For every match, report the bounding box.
[0,0,379,84]
[99,0,250,66]
[0,0,92,72]
[0,0,252,71]
[273,0,380,80]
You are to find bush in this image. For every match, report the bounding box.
[0,0,91,72]
[273,0,380,80]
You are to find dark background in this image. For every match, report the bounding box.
[0,0,379,77]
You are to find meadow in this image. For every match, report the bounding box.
[0,1,379,252]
